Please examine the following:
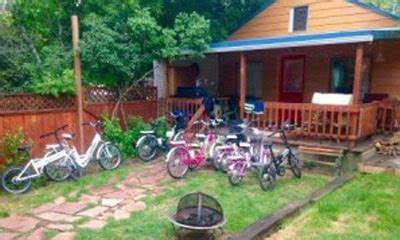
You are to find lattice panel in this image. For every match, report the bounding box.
[85,87,157,103]
[84,87,118,104]
[0,94,76,113]
[124,87,157,101]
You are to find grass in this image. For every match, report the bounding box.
[74,170,328,240]
[269,173,400,240]
[0,162,136,217]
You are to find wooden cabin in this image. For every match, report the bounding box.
[154,0,400,149]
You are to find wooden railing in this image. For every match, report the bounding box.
[158,98,203,121]
[243,102,381,147]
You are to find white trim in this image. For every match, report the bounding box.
[289,8,294,33]
[207,35,374,54]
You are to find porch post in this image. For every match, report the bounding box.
[240,53,247,118]
[352,44,364,105]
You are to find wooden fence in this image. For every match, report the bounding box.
[0,87,158,163]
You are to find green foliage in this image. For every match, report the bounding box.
[30,69,76,97]
[80,7,211,88]
[151,117,170,139]
[362,0,399,15]
[0,14,33,92]
[0,129,29,170]
[101,115,150,158]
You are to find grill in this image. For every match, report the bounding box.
[169,192,225,231]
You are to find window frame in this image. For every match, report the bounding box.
[289,5,309,33]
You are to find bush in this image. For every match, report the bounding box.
[101,115,170,159]
[0,129,30,170]
[30,69,76,97]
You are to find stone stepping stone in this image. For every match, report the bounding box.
[0,232,19,240]
[92,186,115,196]
[31,202,58,215]
[103,190,130,199]
[101,198,124,207]
[79,219,106,230]
[113,209,130,220]
[25,227,46,240]
[52,232,75,240]
[47,224,74,232]
[78,206,108,218]
[52,203,87,215]
[79,194,100,205]
[37,212,81,223]
[0,215,40,233]
[121,201,147,212]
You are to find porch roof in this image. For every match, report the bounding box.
[208,28,400,54]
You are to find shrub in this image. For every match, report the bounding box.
[30,69,76,97]
[0,129,30,170]
[101,115,170,159]
[152,117,170,140]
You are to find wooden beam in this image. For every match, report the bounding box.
[352,44,364,105]
[71,15,84,152]
[240,53,247,118]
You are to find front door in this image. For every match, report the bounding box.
[279,55,305,103]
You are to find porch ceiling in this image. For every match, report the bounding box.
[208,28,400,54]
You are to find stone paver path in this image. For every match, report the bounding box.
[0,161,170,240]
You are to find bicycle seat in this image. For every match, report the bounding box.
[225,135,238,140]
[62,133,75,141]
[239,142,251,148]
[170,141,186,146]
[140,130,155,134]
[18,144,32,152]
[195,133,206,139]
[45,144,62,151]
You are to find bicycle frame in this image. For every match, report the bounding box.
[68,133,104,168]
[15,150,69,182]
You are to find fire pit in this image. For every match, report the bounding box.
[168,192,225,233]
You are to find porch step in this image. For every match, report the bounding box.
[298,146,344,175]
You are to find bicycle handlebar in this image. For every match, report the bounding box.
[39,125,68,139]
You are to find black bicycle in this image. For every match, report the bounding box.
[265,123,302,179]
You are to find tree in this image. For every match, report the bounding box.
[141,0,267,41]
[362,0,399,14]
[80,7,211,89]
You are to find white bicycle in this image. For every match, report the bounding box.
[1,125,76,194]
[65,121,122,172]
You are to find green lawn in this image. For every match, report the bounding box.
[75,171,328,240]
[0,163,134,216]
[269,174,400,240]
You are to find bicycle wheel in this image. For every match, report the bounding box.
[166,147,189,179]
[98,143,122,170]
[228,163,243,186]
[1,166,32,195]
[172,130,185,141]
[44,152,71,182]
[259,165,276,191]
[137,136,158,162]
[289,152,302,178]
[228,173,243,186]
[219,152,231,173]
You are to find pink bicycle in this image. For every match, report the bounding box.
[165,119,223,179]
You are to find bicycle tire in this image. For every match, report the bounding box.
[166,147,189,179]
[1,166,32,195]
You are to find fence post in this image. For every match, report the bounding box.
[72,15,85,152]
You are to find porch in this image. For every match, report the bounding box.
[155,30,400,149]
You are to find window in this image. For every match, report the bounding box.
[235,62,263,99]
[290,6,309,32]
[330,57,355,94]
